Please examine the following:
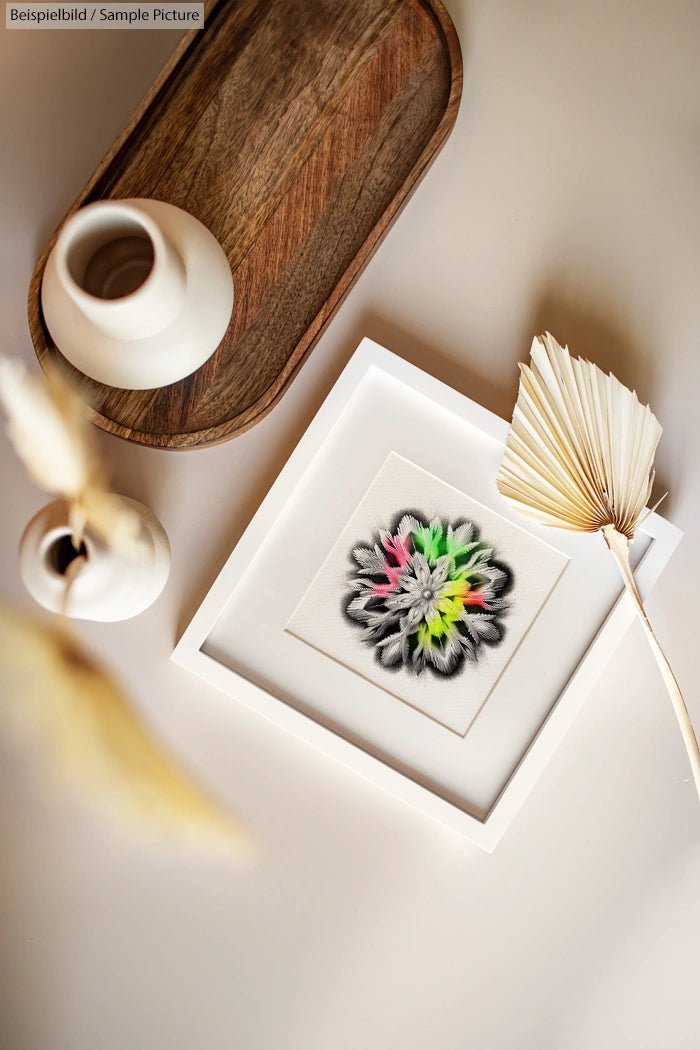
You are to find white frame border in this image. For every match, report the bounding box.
[173,339,682,850]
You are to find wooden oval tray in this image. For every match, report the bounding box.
[28,0,462,448]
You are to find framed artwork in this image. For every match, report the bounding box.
[172,339,682,850]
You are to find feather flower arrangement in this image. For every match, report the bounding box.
[0,357,250,851]
[0,356,143,558]
[496,332,700,799]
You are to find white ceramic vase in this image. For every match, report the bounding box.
[41,198,234,389]
[19,496,171,622]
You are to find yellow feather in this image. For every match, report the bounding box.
[0,600,253,856]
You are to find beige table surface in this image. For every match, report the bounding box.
[2,3,699,1048]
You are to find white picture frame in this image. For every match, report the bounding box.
[172,338,682,850]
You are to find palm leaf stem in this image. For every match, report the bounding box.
[602,524,700,800]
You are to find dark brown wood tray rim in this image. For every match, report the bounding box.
[28,0,463,449]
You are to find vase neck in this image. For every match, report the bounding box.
[54,201,186,340]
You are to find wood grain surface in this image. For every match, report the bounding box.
[28,0,462,448]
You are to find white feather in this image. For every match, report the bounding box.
[0,357,91,498]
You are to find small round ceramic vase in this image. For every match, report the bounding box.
[19,496,171,622]
[40,198,233,389]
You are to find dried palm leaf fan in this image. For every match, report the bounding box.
[496,332,700,800]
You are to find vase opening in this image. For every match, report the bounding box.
[48,534,88,576]
[67,215,155,301]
